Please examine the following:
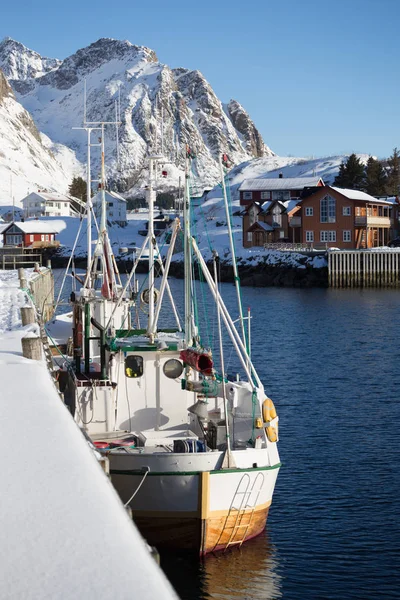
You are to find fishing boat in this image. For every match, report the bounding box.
[55,128,281,555]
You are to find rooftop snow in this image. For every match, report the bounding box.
[9,221,60,234]
[331,187,390,203]
[239,177,323,191]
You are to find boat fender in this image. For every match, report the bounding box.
[262,397,279,443]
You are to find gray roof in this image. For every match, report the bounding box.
[251,221,274,232]
[239,177,323,191]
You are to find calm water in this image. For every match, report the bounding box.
[53,271,400,599]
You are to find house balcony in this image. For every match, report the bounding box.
[354,216,391,228]
[289,216,301,227]
[31,241,60,249]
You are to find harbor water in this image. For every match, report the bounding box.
[53,271,400,599]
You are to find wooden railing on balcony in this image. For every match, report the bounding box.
[354,215,391,227]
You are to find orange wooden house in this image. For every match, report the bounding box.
[297,187,399,248]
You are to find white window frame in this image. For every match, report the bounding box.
[321,195,336,223]
[30,235,34,242]
[41,235,45,242]
[247,232,253,242]
[272,190,290,201]
[343,230,351,242]
[305,207,313,216]
[320,231,337,242]
[261,191,271,200]
[243,192,253,200]
[305,231,314,242]
[45,234,49,241]
[342,206,351,216]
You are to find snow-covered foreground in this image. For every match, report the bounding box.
[0,270,178,600]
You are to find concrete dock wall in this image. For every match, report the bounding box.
[28,265,54,321]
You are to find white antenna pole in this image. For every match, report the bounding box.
[161,105,164,155]
[10,174,14,222]
[84,79,87,125]
[86,128,92,283]
[100,123,107,233]
[154,96,158,153]
[115,100,119,165]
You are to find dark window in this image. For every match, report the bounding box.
[125,355,144,378]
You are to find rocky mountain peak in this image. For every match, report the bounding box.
[0,37,61,81]
[0,69,14,103]
[0,37,273,194]
[227,99,272,158]
[38,38,158,90]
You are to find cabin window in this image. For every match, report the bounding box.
[41,235,45,241]
[343,206,351,216]
[163,359,184,379]
[305,231,314,242]
[45,235,49,241]
[343,230,351,242]
[30,235,34,242]
[243,192,253,200]
[305,207,313,216]
[261,191,271,200]
[125,355,144,378]
[247,232,253,242]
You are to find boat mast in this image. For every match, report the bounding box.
[86,128,92,286]
[184,149,193,346]
[146,155,156,338]
[219,154,247,349]
[99,123,107,235]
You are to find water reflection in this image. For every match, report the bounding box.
[161,533,282,600]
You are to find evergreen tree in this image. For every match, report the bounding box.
[364,157,387,196]
[69,176,87,201]
[386,147,400,196]
[333,153,365,189]
[156,192,175,210]
[127,197,146,210]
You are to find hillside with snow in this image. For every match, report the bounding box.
[0,37,273,197]
[0,69,82,204]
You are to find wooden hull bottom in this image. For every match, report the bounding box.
[132,506,270,556]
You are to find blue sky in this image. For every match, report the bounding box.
[1,0,399,159]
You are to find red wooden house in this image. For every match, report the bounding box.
[2,222,60,248]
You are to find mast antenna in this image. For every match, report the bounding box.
[84,79,87,126]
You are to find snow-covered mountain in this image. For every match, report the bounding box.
[0,37,273,194]
[0,68,82,204]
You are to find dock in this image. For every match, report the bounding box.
[0,269,178,599]
[328,249,400,288]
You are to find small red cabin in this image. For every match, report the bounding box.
[2,222,59,248]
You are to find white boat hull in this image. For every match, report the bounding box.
[109,449,280,555]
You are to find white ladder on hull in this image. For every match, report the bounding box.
[213,472,265,552]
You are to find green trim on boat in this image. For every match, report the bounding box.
[110,463,281,477]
